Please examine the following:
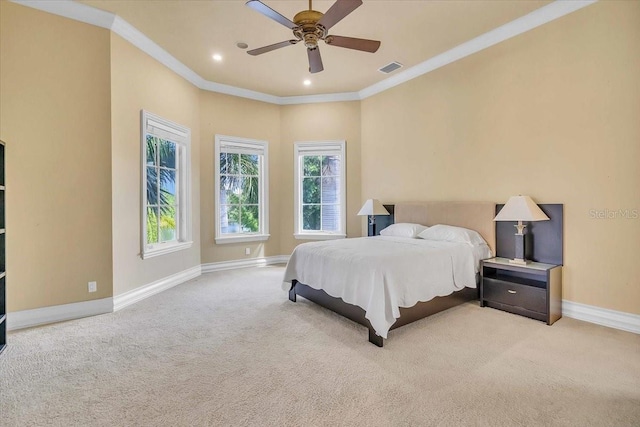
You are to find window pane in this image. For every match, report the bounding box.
[159,205,177,242]
[241,205,260,233]
[146,135,157,166]
[321,204,340,232]
[215,138,267,240]
[220,152,239,174]
[146,206,159,244]
[219,174,238,193]
[321,155,340,176]
[295,143,344,237]
[159,139,176,168]
[242,176,259,204]
[142,112,191,258]
[219,187,237,207]
[321,176,340,203]
[146,166,158,204]
[303,156,321,176]
[240,154,259,176]
[220,153,228,174]
[303,177,320,204]
[160,169,176,199]
[220,205,240,234]
[302,205,321,231]
[221,176,242,204]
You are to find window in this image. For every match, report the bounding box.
[214,135,269,244]
[294,141,346,240]
[141,110,192,259]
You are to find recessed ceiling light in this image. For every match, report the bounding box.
[212,54,223,62]
[303,79,311,86]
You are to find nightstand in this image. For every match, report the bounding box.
[480,257,562,325]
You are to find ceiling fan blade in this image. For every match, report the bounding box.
[247,40,299,56]
[245,0,296,30]
[317,0,363,31]
[307,48,324,73]
[325,35,380,53]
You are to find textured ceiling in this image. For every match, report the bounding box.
[79,0,551,97]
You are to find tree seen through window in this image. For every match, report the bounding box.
[301,155,340,231]
[146,135,178,245]
[219,152,260,234]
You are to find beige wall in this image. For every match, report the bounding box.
[110,34,201,295]
[199,99,361,262]
[199,91,281,263]
[361,1,640,314]
[279,102,362,254]
[2,0,638,318]
[0,1,113,310]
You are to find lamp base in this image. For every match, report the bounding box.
[369,215,376,236]
[509,258,530,266]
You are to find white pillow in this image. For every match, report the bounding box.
[417,224,487,246]
[379,223,428,238]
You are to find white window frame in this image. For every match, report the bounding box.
[141,110,192,259]
[294,140,346,240]
[214,135,270,244]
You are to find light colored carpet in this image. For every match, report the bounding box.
[1,266,639,427]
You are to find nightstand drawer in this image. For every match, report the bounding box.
[483,278,546,314]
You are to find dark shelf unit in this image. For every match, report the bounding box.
[0,140,5,354]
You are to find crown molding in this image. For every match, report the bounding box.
[110,16,207,89]
[14,0,116,29]
[279,91,361,105]
[13,0,597,106]
[199,79,281,105]
[358,0,597,99]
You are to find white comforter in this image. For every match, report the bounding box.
[283,236,492,338]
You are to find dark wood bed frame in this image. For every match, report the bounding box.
[288,280,478,347]
[286,201,498,347]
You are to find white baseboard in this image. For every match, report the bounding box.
[113,265,202,312]
[11,259,636,336]
[7,265,203,330]
[7,297,113,331]
[201,255,290,273]
[562,300,640,334]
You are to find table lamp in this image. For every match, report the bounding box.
[494,195,549,265]
[357,199,390,236]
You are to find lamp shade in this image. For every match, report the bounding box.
[357,199,390,216]
[494,196,549,222]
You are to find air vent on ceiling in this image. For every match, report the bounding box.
[378,61,403,74]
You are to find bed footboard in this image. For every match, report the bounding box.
[288,280,477,347]
[289,280,383,346]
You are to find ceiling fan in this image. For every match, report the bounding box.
[245,0,381,73]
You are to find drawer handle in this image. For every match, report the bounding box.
[507,290,517,294]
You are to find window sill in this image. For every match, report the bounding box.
[294,233,346,241]
[142,241,193,259]
[215,234,270,245]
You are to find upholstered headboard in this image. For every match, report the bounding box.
[394,201,497,254]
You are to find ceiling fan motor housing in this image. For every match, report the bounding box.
[293,9,326,49]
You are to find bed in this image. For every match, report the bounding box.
[283,201,496,347]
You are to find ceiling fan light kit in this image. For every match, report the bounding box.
[246,0,381,73]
